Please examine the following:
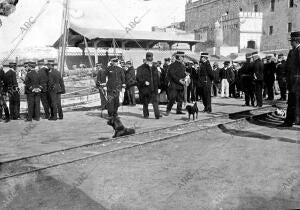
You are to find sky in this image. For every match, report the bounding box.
[0,0,186,54]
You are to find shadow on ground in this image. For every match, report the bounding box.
[0,173,107,210]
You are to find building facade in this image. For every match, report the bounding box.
[185,0,300,53]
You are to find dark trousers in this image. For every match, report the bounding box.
[140,92,160,118]
[57,94,63,119]
[187,84,197,102]
[245,88,255,106]
[107,90,120,117]
[41,92,50,118]
[9,91,20,119]
[254,80,263,107]
[166,88,184,113]
[0,96,9,119]
[49,91,58,119]
[285,91,300,125]
[212,82,220,97]
[229,82,237,98]
[278,78,287,100]
[266,80,274,100]
[126,86,136,105]
[27,93,41,120]
[199,84,212,112]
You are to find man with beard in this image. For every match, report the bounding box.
[197,52,214,112]
[165,51,186,116]
[136,52,161,119]
[212,62,220,97]
[276,54,287,101]
[279,31,300,127]
[4,62,20,120]
[24,61,41,121]
[240,53,255,106]
[252,52,264,107]
[264,55,276,100]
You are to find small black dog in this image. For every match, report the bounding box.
[186,102,199,120]
[107,116,135,138]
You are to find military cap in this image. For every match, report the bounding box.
[224,61,230,66]
[200,52,209,58]
[46,59,56,65]
[125,61,132,65]
[9,62,17,66]
[37,59,45,65]
[146,52,153,61]
[174,51,185,56]
[289,31,300,41]
[164,58,170,62]
[245,53,252,58]
[278,53,284,58]
[28,61,36,67]
[252,51,258,56]
[110,58,118,62]
[95,63,102,67]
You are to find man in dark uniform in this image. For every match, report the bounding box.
[124,61,136,106]
[0,65,10,122]
[212,62,220,97]
[279,31,300,127]
[136,52,161,119]
[264,55,276,100]
[252,52,264,107]
[160,58,170,103]
[48,60,65,120]
[197,52,214,112]
[240,53,255,106]
[96,63,107,110]
[24,61,41,121]
[99,58,125,118]
[4,62,20,120]
[38,59,51,119]
[186,61,197,102]
[165,51,186,116]
[276,54,287,101]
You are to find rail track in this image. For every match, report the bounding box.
[0,104,284,181]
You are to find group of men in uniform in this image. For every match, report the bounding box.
[0,59,65,122]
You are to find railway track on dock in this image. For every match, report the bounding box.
[0,105,283,181]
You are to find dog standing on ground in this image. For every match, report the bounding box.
[185,102,199,120]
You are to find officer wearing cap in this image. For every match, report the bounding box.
[252,51,264,107]
[38,59,51,119]
[0,65,10,122]
[136,52,161,119]
[240,53,255,106]
[197,52,214,112]
[4,62,20,120]
[264,55,276,100]
[276,54,287,101]
[100,57,125,118]
[124,60,136,106]
[165,51,186,115]
[24,61,41,121]
[96,63,107,110]
[279,31,300,127]
[219,61,232,98]
[48,60,65,120]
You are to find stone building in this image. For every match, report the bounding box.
[185,0,300,54]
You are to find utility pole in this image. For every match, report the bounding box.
[59,0,69,76]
